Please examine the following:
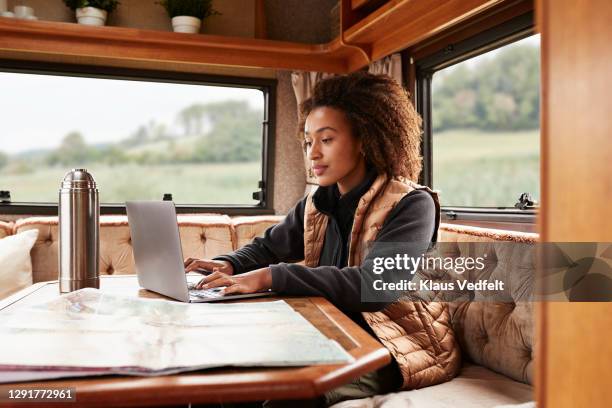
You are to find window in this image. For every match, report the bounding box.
[416,13,540,213]
[432,35,540,208]
[0,64,275,211]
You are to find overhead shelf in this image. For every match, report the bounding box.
[0,18,369,74]
[0,0,506,74]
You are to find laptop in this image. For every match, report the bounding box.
[126,201,273,303]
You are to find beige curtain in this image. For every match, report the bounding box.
[291,53,403,107]
[291,53,403,186]
[368,53,403,87]
[291,72,335,109]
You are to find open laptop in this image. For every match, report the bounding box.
[126,201,273,303]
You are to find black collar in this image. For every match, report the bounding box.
[312,167,378,217]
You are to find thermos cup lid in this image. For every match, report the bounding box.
[60,168,97,190]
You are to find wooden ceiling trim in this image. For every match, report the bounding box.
[0,49,277,78]
[343,0,506,62]
[410,0,534,60]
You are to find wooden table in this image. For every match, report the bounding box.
[0,275,391,407]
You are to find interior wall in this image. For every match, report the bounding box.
[265,0,337,214]
[5,0,256,37]
[264,0,337,44]
[273,71,306,215]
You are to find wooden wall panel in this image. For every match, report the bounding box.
[537,0,612,407]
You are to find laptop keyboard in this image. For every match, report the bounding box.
[187,283,225,299]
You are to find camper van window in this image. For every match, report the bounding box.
[415,12,539,222]
[0,64,274,215]
[431,35,540,208]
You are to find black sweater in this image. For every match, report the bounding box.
[215,171,436,323]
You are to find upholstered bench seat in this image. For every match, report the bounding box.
[12,215,251,283]
[330,364,533,408]
[1,214,538,407]
[328,224,538,408]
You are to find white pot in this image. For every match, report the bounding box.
[171,16,201,34]
[76,7,107,26]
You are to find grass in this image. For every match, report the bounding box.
[433,129,540,207]
[2,128,540,208]
[2,162,261,205]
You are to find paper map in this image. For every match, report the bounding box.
[0,289,353,382]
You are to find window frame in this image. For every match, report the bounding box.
[414,11,538,223]
[0,59,276,216]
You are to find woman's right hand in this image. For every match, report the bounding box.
[183,258,234,276]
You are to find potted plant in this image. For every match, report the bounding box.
[158,0,220,34]
[63,0,120,27]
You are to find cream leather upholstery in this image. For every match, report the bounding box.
[438,225,537,386]
[3,215,537,406]
[13,215,235,283]
[331,225,538,408]
[231,215,285,248]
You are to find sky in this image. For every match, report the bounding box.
[0,73,264,154]
[441,33,540,72]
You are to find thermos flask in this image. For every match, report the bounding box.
[59,169,100,293]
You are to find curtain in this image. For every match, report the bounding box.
[368,53,403,87]
[291,53,403,107]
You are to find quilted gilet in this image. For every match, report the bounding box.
[303,174,460,390]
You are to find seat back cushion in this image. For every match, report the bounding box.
[438,223,538,385]
[0,229,38,300]
[231,215,285,248]
[14,215,234,283]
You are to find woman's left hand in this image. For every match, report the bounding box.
[194,267,272,295]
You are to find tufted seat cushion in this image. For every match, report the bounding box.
[13,215,234,283]
[231,215,285,248]
[438,224,538,385]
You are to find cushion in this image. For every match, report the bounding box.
[330,364,533,408]
[438,224,537,385]
[231,215,285,248]
[0,229,38,300]
[14,215,235,283]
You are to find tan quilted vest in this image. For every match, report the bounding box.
[303,174,460,390]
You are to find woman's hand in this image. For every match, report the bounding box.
[184,258,234,276]
[194,267,272,295]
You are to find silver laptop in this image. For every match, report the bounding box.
[126,201,273,303]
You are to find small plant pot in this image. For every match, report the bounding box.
[171,16,201,33]
[76,7,107,26]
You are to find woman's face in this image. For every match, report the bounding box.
[304,107,366,194]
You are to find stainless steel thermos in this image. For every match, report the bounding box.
[59,169,100,293]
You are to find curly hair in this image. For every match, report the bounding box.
[299,71,423,182]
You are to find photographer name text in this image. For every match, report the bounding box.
[373,279,505,291]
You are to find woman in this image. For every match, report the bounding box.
[184,72,458,405]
